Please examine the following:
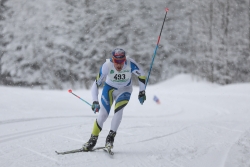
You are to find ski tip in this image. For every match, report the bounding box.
[165,8,169,12]
[103,148,114,156]
[55,151,64,155]
[68,89,72,93]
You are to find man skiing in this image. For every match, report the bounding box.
[83,48,146,151]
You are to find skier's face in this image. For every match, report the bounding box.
[114,62,125,71]
[113,57,126,71]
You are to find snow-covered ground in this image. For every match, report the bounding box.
[0,74,250,167]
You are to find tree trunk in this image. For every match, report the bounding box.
[189,10,196,76]
[0,52,3,84]
[225,0,230,84]
[209,1,214,82]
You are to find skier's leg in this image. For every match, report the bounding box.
[92,84,115,135]
[111,90,132,131]
[89,104,110,138]
[106,90,132,148]
[110,108,124,132]
[92,102,108,135]
[83,84,115,150]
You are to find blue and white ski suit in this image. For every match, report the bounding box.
[90,57,146,135]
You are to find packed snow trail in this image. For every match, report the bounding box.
[0,74,250,167]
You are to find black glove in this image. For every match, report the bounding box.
[138,90,146,105]
[91,101,100,113]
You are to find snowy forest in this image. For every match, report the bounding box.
[0,0,249,89]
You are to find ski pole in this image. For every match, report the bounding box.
[68,89,92,106]
[145,8,169,88]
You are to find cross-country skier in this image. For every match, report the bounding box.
[83,48,146,151]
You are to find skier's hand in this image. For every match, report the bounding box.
[91,101,100,113]
[138,90,146,105]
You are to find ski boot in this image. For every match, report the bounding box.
[82,134,98,151]
[105,130,116,149]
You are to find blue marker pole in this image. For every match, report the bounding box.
[145,8,169,88]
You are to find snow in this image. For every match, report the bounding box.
[3,0,250,88]
[0,74,250,167]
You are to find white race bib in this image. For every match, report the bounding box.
[106,58,132,87]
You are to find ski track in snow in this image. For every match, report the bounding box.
[0,115,93,125]
[54,134,83,143]
[0,124,80,143]
[125,126,190,144]
[17,145,60,163]
[1,75,250,167]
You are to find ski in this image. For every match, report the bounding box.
[103,147,114,156]
[55,146,105,155]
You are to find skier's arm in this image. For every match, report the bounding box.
[91,62,108,101]
[130,58,146,91]
[91,81,99,102]
[130,58,146,104]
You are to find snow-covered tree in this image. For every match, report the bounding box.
[0,0,249,89]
